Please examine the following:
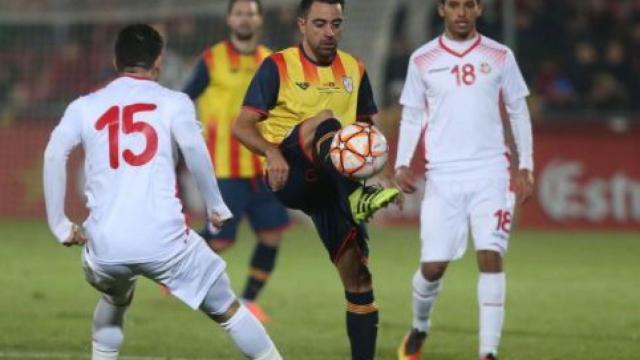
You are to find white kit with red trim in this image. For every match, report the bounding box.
[44,76,231,264]
[400,34,530,180]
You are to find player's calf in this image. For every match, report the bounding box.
[200,274,282,359]
[92,296,129,360]
[337,244,378,360]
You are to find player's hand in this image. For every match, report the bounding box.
[377,174,405,210]
[210,213,230,229]
[394,166,417,194]
[513,169,534,205]
[63,224,87,247]
[265,146,289,191]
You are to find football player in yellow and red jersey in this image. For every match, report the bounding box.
[183,0,290,323]
[233,0,400,358]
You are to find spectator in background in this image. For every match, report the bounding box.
[533,60,577,111]
[568,40,599,108]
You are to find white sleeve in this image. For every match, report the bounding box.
[395,106,426,169]
[500,49,530,104]
[43,100,83,244]
[399,55,428,110]
[171,95,232,222]
[504,97,534,171]
[501,50,533,171]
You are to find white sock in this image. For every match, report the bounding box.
[92,296,128,360]
[412,270,442,333]
[222,305,281,359]
[92,347,118,360]
[478,272,506,357]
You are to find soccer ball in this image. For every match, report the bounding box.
[329,122,389,180]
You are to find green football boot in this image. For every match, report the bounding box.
[349,185,400,224]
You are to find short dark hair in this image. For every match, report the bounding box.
[227,0,263,15]
[299,0,345,17]
[114,24,163,72]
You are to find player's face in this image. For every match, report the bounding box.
[227,0,263,41]
[298,2,344,62]
[439,0,482,40]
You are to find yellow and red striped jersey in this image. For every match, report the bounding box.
[184,40,271,178]
[242,45,378,144]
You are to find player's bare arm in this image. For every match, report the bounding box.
[233,108,289,191]
[514,169,534,205]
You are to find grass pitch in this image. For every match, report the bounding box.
[0,220,638,359]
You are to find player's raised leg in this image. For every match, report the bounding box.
[301,113,400,224]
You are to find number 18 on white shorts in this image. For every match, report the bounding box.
[420,177,515,262]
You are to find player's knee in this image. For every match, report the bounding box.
[103,291,134,307]
[344,265,372,292]
[421,262,448,282]
[477,250,503,273]
[257,231,282,247]
[207,299,240,324]
[314,117,342,140]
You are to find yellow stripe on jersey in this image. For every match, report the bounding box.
[259,47,364,144]
[197,41,270,178]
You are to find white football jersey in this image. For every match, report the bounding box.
[400,34,530,179]
[44,75,230,263]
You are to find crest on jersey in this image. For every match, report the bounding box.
[342,76,353,93]
[480,62,492,74]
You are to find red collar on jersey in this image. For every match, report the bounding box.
[438,35,482,58]
[120,73,154,81]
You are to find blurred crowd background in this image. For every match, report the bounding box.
[1,0,639,125]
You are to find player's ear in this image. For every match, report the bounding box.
[112,57,118,73]
[297,16,307,36]
[437,3,446,18]
[476,0,483,16]
[154,53,163,70]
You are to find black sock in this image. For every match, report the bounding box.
[314,118,361,196]
[241,242,278,301]
[345,290,378,360]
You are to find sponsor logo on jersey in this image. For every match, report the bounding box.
[428,67,450,74]
[296,82,310,90]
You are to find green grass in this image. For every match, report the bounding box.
[0,220,638,359]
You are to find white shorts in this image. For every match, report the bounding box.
[420,177,515,262]
[81,231,228,310]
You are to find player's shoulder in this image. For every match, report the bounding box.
[258,44,272,56]
[336,49,363,65]
[477,35,514,57]
[154,84,193,107]
[207,41,228,53]
[272,45,298,58]
[410,38,441,59]
[408,38,442,70]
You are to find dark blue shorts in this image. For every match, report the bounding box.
[272,124,368,262]
[201,178,290,242]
